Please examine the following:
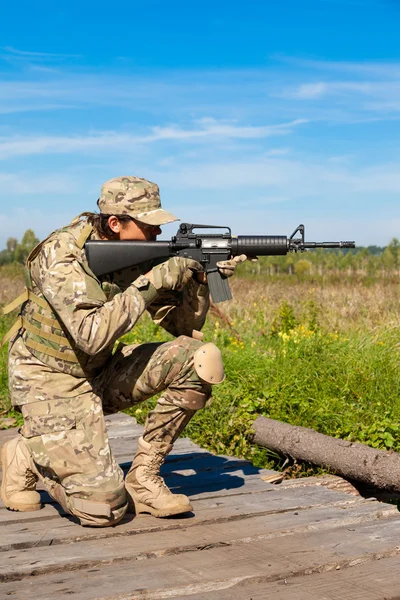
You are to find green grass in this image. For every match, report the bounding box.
[0,313,24,427]
[184,313,400,470]
[111,301,400,473]
[2,273,400,476]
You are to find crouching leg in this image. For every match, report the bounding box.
[20,396,128,527]
[124,337,225,517]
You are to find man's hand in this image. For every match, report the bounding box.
[146,257,203,291]
[216,254,253,278]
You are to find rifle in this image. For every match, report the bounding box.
[85,223,355,303]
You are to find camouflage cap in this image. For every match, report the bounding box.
[98,176,179,226]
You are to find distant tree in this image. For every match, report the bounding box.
[379,239,400,272]
[354,247,370,273]
[367,245,385,256]
[338,250,355,274]
[14,229,40,264]
[0,249,10,266]
[21,229,39,248]
[294,258,312,277]
[381,247,395,272]
[388,238,400,269]
[6,237,18,253]
[285,254,295,275]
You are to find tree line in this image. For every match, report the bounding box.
[0,230,40,266]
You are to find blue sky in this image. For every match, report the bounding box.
[1,0,400,247]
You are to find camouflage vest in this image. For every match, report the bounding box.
[2,216,120,378]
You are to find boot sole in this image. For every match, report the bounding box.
[2,502,42,512]
[133,499,193,517]
[0,444,42,513]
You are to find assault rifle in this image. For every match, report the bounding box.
[85,223,355,303]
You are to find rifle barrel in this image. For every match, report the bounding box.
[301,241,355,249]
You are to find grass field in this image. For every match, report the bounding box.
[1,265,400,473]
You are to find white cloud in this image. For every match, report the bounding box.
[0,55,399,249]
[1,152,399,247]
[288,83,329,99]
[2,46,79,59]
[275,55,400,79]
[283,81,398,101]
[0,119,307,160]
[264,148,291,157]
[149,155,400,199]
[1,58,400,124]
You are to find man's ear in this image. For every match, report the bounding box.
[107,215,120,233]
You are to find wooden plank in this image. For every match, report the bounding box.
[1,516,400,599]
[1,416,275,513]
[0,499,398,581]
[0,467,277,512]
[2,413,399,600]
[0,428,19,446]
[0,474,358,527]
[0,414,140,443]
[179,554,400,600]
[2,420,266,493]
[0,503,67,523]
[105,414,138,425]
[167,470,294,497]
[0,422,206,454]
[1,463,278,510]
[0,475,363,524]
[108,438,209,458]
[0,485,382,549]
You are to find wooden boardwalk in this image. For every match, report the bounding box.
[1,413,400,599]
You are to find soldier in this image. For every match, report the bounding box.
[1,176,245,527]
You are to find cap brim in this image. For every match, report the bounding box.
[135,208,179,226]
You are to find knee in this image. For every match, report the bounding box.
[173,336,225,386]
[67,482,128,528]
[163,340,224,411]
[193,342,225,385]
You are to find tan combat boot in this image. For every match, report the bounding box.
[125,437,192,517]
[0,437,42,512]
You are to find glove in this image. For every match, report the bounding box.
[150,257,203,291]
[216,254,253,278]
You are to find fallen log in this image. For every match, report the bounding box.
[252,416,400,493]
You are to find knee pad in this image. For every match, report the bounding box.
[54,481,128,527]
[194,343,225,384]
[71,481,127,515]
[70,495,128,527]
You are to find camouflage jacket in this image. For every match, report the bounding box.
[8,217,210,406]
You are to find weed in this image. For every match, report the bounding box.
[1,270,400,478]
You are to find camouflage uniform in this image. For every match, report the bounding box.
[5,176,223,526]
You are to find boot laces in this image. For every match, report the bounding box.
[145,454,170,490]
[24,468,38,490]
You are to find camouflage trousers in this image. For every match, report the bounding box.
[20,335,214,526]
